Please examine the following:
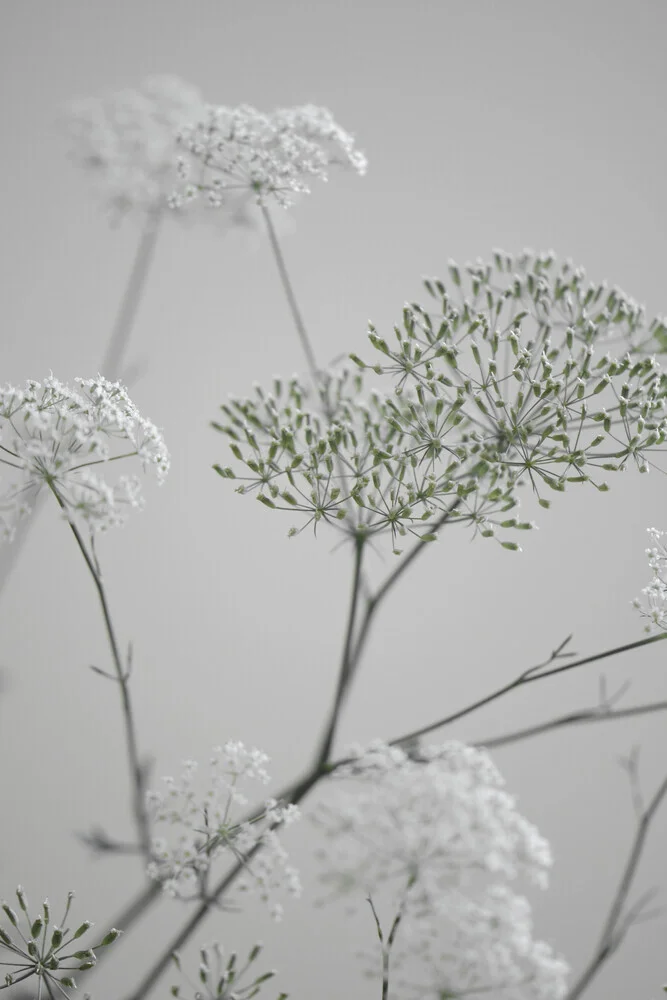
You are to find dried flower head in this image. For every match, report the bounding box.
[171,103,366,210]
[633,526,667,631]
[0,886,121,996]
[213,252,667,553]
[64,74,258,228]
[0,375,169,542]
[146,742,301,917]
[312,741,568,999]
[170,942,287,1000]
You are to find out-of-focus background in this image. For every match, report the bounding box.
[1,1,666,997]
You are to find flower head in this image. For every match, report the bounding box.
[146,742,301,916]
[313,741,568,999]
[213,252,667,552]
[0,886,121,996]
[633,526,667,631]
[0,374,169,541]
[171,102,366,210]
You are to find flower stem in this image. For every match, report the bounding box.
[384,631,667,748]
[101,208,162,382]
[52,488,151,859]
[315,533,366,767]
[260,204,320,387]
[564,770,667,1000]
[95,625,666,994]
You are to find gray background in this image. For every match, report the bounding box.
[1,1,666,997]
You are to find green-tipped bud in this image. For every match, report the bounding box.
[98,928,122,947]
[72,920,93,941]
[248,943,263,963]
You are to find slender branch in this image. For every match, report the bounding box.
[314,535,366,767]
[260,204,320,386]
[477,698,667,750]
[367,897,390,1000]
[565,770,667,1000]
[52,489,151,859]
[384,632,667,748]
[100,208,162,382]
[99,628,666,994]
[0,210,162,602]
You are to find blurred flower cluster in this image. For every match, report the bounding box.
[0,375,169,541]
[64,75,259,230]
[146,742,301,919]
[65,75,209,219]
[170,941,287,1000]
[633,526,667,631]
[0,886,120,996]
[313,741,569,999]
[212,251,667,552]
[171,102,367,210]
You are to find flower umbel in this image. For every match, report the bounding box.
[312,741,568,999]
[146,742,301,917]
[0,886,121,996]
[0,374,169,542]
[170,942,287,1000]
[213,252,667,552]
[171,103,367,210]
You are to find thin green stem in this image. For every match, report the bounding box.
[477,698,667,751]
[260,204,320,387]
[51,487,151,859]
[315,534,366,767]
[565,771,667,1000]
[346,500,462,688]
[384,632,667,748]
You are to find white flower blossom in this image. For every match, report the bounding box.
[171,102,367,210]
[0,374,169,541]
[313,741,568,999]
[633,527,667,631]
[146,742,301,917]
[64,74,258,228]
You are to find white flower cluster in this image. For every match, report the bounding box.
[65,75,209,219]
[171,102,367,210]
[633,527,667,631]
[313,741,569,999]
[146,742,301,919]
[0,375,169,541]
